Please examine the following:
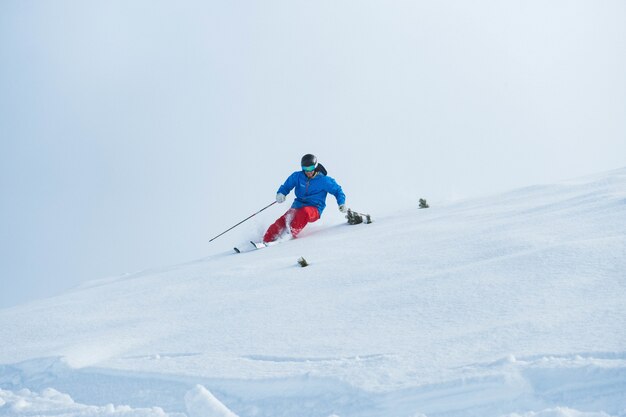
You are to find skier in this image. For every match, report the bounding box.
[263,154,347,243]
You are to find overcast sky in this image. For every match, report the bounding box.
[1,0,625,309]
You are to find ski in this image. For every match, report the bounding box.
[250,241,267,249]
[234,241,267,254]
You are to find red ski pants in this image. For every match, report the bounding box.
[263,206,320,243]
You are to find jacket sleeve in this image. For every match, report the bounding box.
[277,172,298,196]
[327,177,346,206]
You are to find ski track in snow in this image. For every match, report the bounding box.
[1,168,626,417]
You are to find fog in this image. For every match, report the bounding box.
[1,0,625,308]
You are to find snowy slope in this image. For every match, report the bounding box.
[1,168,625,417]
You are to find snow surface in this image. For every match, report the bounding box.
[1,167,625,417]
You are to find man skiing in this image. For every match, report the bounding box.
[263,154,347,243]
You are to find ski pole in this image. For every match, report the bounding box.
[209,201,277,242]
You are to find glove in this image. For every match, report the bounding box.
[338,204,347,213]
[276,193,286,203]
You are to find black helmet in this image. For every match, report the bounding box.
[301,154,317,170]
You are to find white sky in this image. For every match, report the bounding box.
[1,0,625,308]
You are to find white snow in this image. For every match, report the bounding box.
[184,385,239,417]
[0,387,172,416]
[1,167,625,417]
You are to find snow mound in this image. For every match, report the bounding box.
[184,385,239,417]
[0,387,174,416]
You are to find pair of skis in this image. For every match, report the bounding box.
[233,209,372,254]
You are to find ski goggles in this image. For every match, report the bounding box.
[302,165,316,172]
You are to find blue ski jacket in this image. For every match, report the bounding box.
[277,171,346,216]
